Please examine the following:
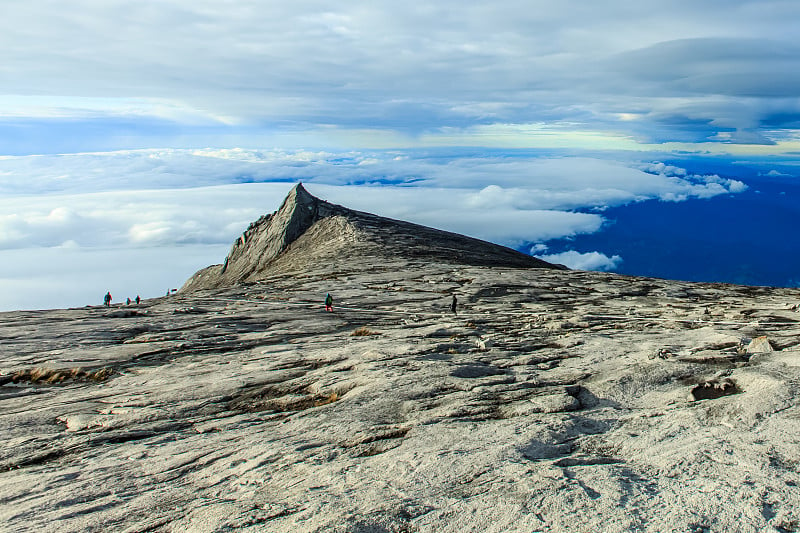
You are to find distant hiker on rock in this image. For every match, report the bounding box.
[135,295,140,305]
[103,292,112,307]
[451,294,458,315]
[325,293,333,312]
[126,297,131,305]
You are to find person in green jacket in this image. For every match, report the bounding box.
[325,293,333,312]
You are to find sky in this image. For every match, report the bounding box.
[1,1,799,310]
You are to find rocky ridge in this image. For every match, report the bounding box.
[183,183,561,290]
[2,186,800,532]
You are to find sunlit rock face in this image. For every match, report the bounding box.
[2,186,800,533]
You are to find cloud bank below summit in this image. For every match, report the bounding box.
[0,149,747,251]
[533,249,623,272]
[0,149,748,310]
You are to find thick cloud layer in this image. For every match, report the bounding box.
[0,149,749,310]
[0,149,746,249]
[0,245,227,311]
[1,1,799,152]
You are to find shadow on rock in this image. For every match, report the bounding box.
[690,377,739,401]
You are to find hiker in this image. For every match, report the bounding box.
[126,297,131,305]
[450,294,458,315]
[325,293,333,312]
[135,295,140,305]
[103,292,112,307]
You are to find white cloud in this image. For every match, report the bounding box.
[1,2,799,150]
[0,184,287,250]
[0,149,748,252]
[638,161,687,177]
[0,149,749,310]
[726,180,748,193]
[534,250,623,271]
[0,244,227,311]
[0,95,233,124]
[529,243,549,254]
[0,149,746,206]
[762,169,792,177]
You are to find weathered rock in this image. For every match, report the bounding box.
[746,335,774,354]
[3,185,800,532]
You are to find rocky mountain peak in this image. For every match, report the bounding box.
[183,183,562,290]
[224,182,328,270]
[189,183,345,287]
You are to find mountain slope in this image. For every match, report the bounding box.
[183,183,562,290]
[8,186,800,532]
[3,260,800,532]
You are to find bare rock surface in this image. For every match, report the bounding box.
[3,187,800,532]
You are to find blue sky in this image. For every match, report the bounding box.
[1,1,799,310]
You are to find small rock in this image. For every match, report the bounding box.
[475,337,494,351]
[173,307,207,314]
[501,391,581,417]
[746,336,773,354]
[653,348,674,359]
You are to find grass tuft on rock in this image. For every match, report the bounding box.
[8,367,114,385]
[315,392,339,406]
[351,327,380,337]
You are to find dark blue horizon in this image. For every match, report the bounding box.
[536,159,800,288]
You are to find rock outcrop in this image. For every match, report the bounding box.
[3,185,800,532]
[183,183,562,290]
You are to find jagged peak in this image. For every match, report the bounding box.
[184,183,563,291]
[274,182,316,215]
[290,182,316,203]
[212,183,343,282]
[236,183,322,247]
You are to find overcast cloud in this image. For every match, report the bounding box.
[1,1,799,151]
